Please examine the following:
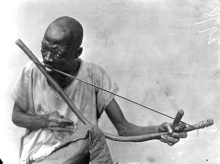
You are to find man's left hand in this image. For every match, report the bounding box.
[158,122,187,146]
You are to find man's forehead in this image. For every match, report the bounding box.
[42,16,83,50]
[44,24,72,44]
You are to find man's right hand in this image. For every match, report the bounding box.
[46,111,74,132]
[12,103,74,132]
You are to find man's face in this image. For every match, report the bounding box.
[41,36,76,78]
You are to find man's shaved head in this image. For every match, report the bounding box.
[44,16,83,50]
[41,17,84,88]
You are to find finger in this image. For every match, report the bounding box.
[49,126,74,132]
[172,132,187,138]
[161,134,166,140]
[57,118,73,125]
[175,122,186,131]
[51,128,73,132]
[160,135,167,143]
[49,117,73,125]
[160,139,174,146]
[49,112,72,123]
[160,135,176,146]
[167,142,174,146]
[160,139,167,143]
[49,122,73,128]
[164,123,173,134]
[49,122,59,127]
[49,122,74,129]
[179,122,186,129]
[166,135,180,143]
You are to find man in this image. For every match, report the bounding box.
[11,16,187,164]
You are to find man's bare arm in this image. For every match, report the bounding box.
[12,103,74,132]
[105,99,187,145]
[105,99,159,136]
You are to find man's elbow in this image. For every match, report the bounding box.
[117,122,137,136]
[11,103,23,127]
[12,111,20,126]
[117,126,130,136]
[118,130,125,136]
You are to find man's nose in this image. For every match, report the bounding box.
[44,51,53,62]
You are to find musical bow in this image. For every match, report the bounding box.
[15,39,214,142]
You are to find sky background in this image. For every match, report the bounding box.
[0,0,219,163]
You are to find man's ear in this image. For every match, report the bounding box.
[75,47,83,58]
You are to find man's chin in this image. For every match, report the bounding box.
[46,70,58,79]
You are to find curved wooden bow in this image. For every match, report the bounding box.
[15,39,214,142]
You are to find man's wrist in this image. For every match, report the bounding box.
[156,125,162,133]
[36,114,49,129]
[155,125,162,139]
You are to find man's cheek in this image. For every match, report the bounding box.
[54,59,64,66]
[57,62,69,70]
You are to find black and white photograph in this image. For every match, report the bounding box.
[0,0,219,163]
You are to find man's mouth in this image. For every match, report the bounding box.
[43,63,54,72]
[45,67,53,72]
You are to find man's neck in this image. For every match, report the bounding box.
[59,59,81,88]
[48,59,81,89]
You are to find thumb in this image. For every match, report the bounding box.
[163,122,173,134]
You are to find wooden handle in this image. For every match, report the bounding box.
[182,119,214,132]
[172,109,184,130]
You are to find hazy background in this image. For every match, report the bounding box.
[0,0,219,163]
